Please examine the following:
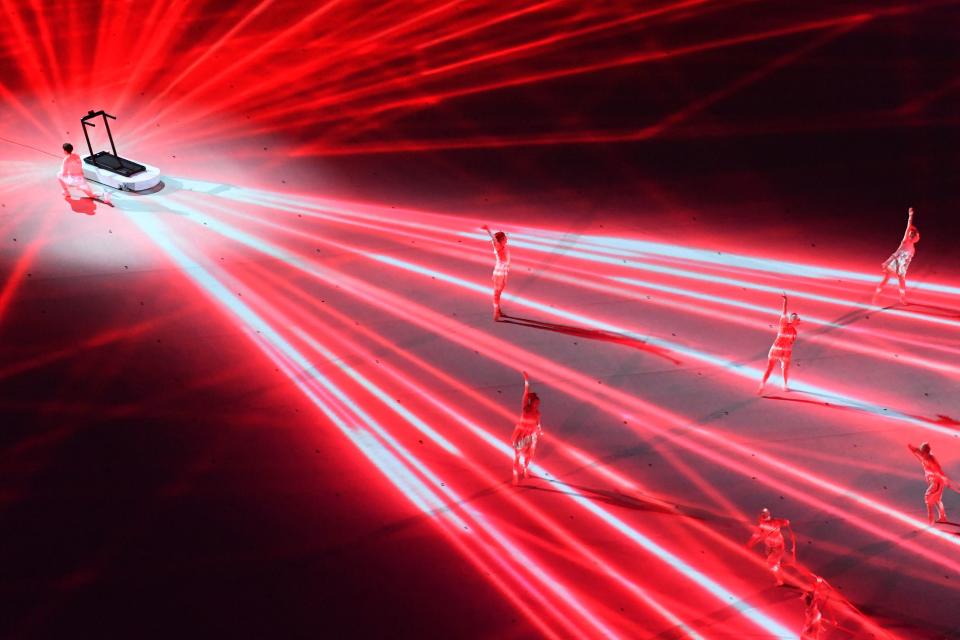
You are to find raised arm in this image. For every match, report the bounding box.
[907,443,923,461]
[778,292,788,324]
[900,207,915,244]
[520,370,530,412]
[481,224,495,243]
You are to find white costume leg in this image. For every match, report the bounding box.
[758,358,776,393]
[873,272,891,302]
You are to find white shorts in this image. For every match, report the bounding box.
[59,174,87,187]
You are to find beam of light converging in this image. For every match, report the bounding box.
[0,0,64,129]
[158,180,953,400]
[244,253,652,496]
[249,254,878,635]
[0,0,946,162]
[270,304,709,638]
[124,211,659,636]
[206,189,960,377]
[169,246,792,637]
[223,191,949,374]
[193,190,954,442]
[130,0,348,129]
[364,250,960,439]
[149,0,722,147]
[237,248,818,579]
[526,231,960,299]
[123,186,955,636]
[0,81,57,139]
[206,183,960,331]
[109,0,901,155]
[277,339,701,633]
[206,199,960,561]
[126,211,633,639]
[240,249,885,636]
[148,184,953,542]
[125,196,813,638]
[342,255,960,567]
[140,0,281,112]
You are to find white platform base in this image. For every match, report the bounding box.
[83,161,161,192]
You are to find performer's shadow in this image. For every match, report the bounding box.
[898,302,960,319]
[925,414,960,430]
[63,196,97,216]
[499,313,681,365]
[522,479,737,524]
[760,392,856,411]
[764,393,960,434]
[802,307,871,341]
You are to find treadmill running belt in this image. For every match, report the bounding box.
[85,151,146,176]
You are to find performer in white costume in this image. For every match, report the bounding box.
[758,293,800,394]
[57,143,111,204]
[512,371,542,485]
[482,225,510,321]
[873,207,919,304]
[746,508,796,586]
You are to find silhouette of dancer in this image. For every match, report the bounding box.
[482,225,510,321]
[908,442,959,524]
[759,293,800,394]
[801,577,831,639]
[746,508,796,585]
[512,371,542,484]
[874,207,919,304]
[57,143,111,204]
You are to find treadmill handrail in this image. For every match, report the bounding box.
[80,110,120,158]
[81,110,117,123]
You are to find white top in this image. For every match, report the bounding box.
[59,153,84,178]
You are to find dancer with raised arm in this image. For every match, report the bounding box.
[758,293,800,394]
[746,508,797,586]
[57,143,112,205]
[874,207,919,304]
[512,371,542,485]
[908,442,959,524]
[482,225,510,321]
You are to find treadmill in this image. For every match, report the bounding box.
[81,110,146,177]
